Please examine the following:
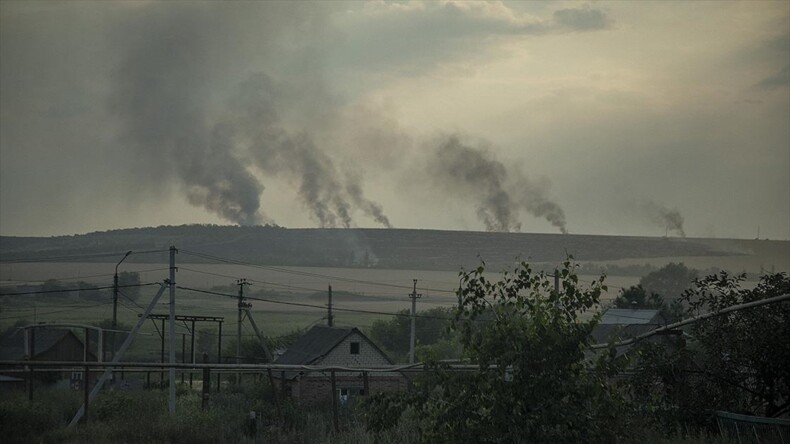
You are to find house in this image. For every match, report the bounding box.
[274,325,408,405]
[0,327,98,388]
[591,308,676,357]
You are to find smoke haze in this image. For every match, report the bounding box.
[429,136,567,233]
[640,201,686,238]
[1,2,787,239]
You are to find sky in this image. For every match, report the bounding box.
[1,1,788,239]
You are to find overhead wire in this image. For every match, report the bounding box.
[0,249,170,264]
[176,285,476,322]
[179,249,458,294]
[0,301,114,321]
[0,282,160,296]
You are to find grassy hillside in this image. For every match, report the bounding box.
[2,225,787,272]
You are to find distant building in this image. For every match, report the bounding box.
[591,308,676,357]
[275,325,407,405]
[0,327,98,388]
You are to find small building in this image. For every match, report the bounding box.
[591,308,676,357]
[0,327,98,388]
[275,325,408,405]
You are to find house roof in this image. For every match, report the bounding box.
[275,325,393,379]
[591,308,674,358]
[276,325,361,366]
[0,327,90,361]
[599,309,665,325]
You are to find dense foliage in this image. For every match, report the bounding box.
[625,271,790,435]
[369,307,457,362]
[681,272,790,417]
[613,263,697,318]
[367,259,625,443]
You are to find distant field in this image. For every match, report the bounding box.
[1,261,644,362]
[2,226,786,362]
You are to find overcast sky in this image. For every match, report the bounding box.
[1,1,788,239]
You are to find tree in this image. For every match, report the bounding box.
[613,284,664,309]
[366,259,624,443]
[640,262,697,302]
[680,271,790,417]
[369,307,455,362]
[118,271,141,301]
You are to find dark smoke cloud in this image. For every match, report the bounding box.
[108,5,390,229]
[513,177,568,235]
[640,201,686,237]
[227,73,392,229]
[110,5,265,225]
[428,136,567,233]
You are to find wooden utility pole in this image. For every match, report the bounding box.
[168,246,177,414]
[409,279,422,364]
[327,285,334,327]
[236,279,250,383]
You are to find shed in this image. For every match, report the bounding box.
[591,308,675,357]
[0,327,98,387]
[275,325,408,405]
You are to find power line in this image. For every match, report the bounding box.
[0,282,159,297]
[179,249,458,294]
[0,301,114,321]
[0,249,169,264]
[0,267,171,286]
[176,285,466,322]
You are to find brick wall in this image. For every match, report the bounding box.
[294,374,407,405]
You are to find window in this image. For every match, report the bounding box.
[350,342,360,354]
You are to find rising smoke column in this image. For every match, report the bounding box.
[228,73,392,228]
[513,176,568,234]
[428,135,568,233]
[640,200,686,237]
[429,136,521,232]
[108,5,392,229]
[109,6,265,225]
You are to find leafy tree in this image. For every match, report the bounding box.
[369,307,455,362]
[366,259,625,443]
[680,271,790,417]
[640,262,697,302]
[613,284,664,309]
[118,271,141,301]
[78,280,106,301]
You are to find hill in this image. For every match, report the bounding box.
[1,225,787,273]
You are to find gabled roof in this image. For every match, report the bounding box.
[276,325,361,366]
[0,327,89,361]
[276,325,393,379]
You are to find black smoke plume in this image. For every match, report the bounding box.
[110,7,391,228]
[428,136,567,233]
[228,74,391,228]
[641,201,686,237]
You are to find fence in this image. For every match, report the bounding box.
[716,410,790,444]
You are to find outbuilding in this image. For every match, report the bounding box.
[275,325,407,405]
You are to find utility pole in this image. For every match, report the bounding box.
[112,251,132,362]
[327,285,334,327]
[554,269,560,295]
[408,279,422,364]
[236,278,250,382]
[168,246,177,414]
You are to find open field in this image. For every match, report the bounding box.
[2,227,786,362]
[1,261,645,361]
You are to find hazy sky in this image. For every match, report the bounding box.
[1,1,788,239]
